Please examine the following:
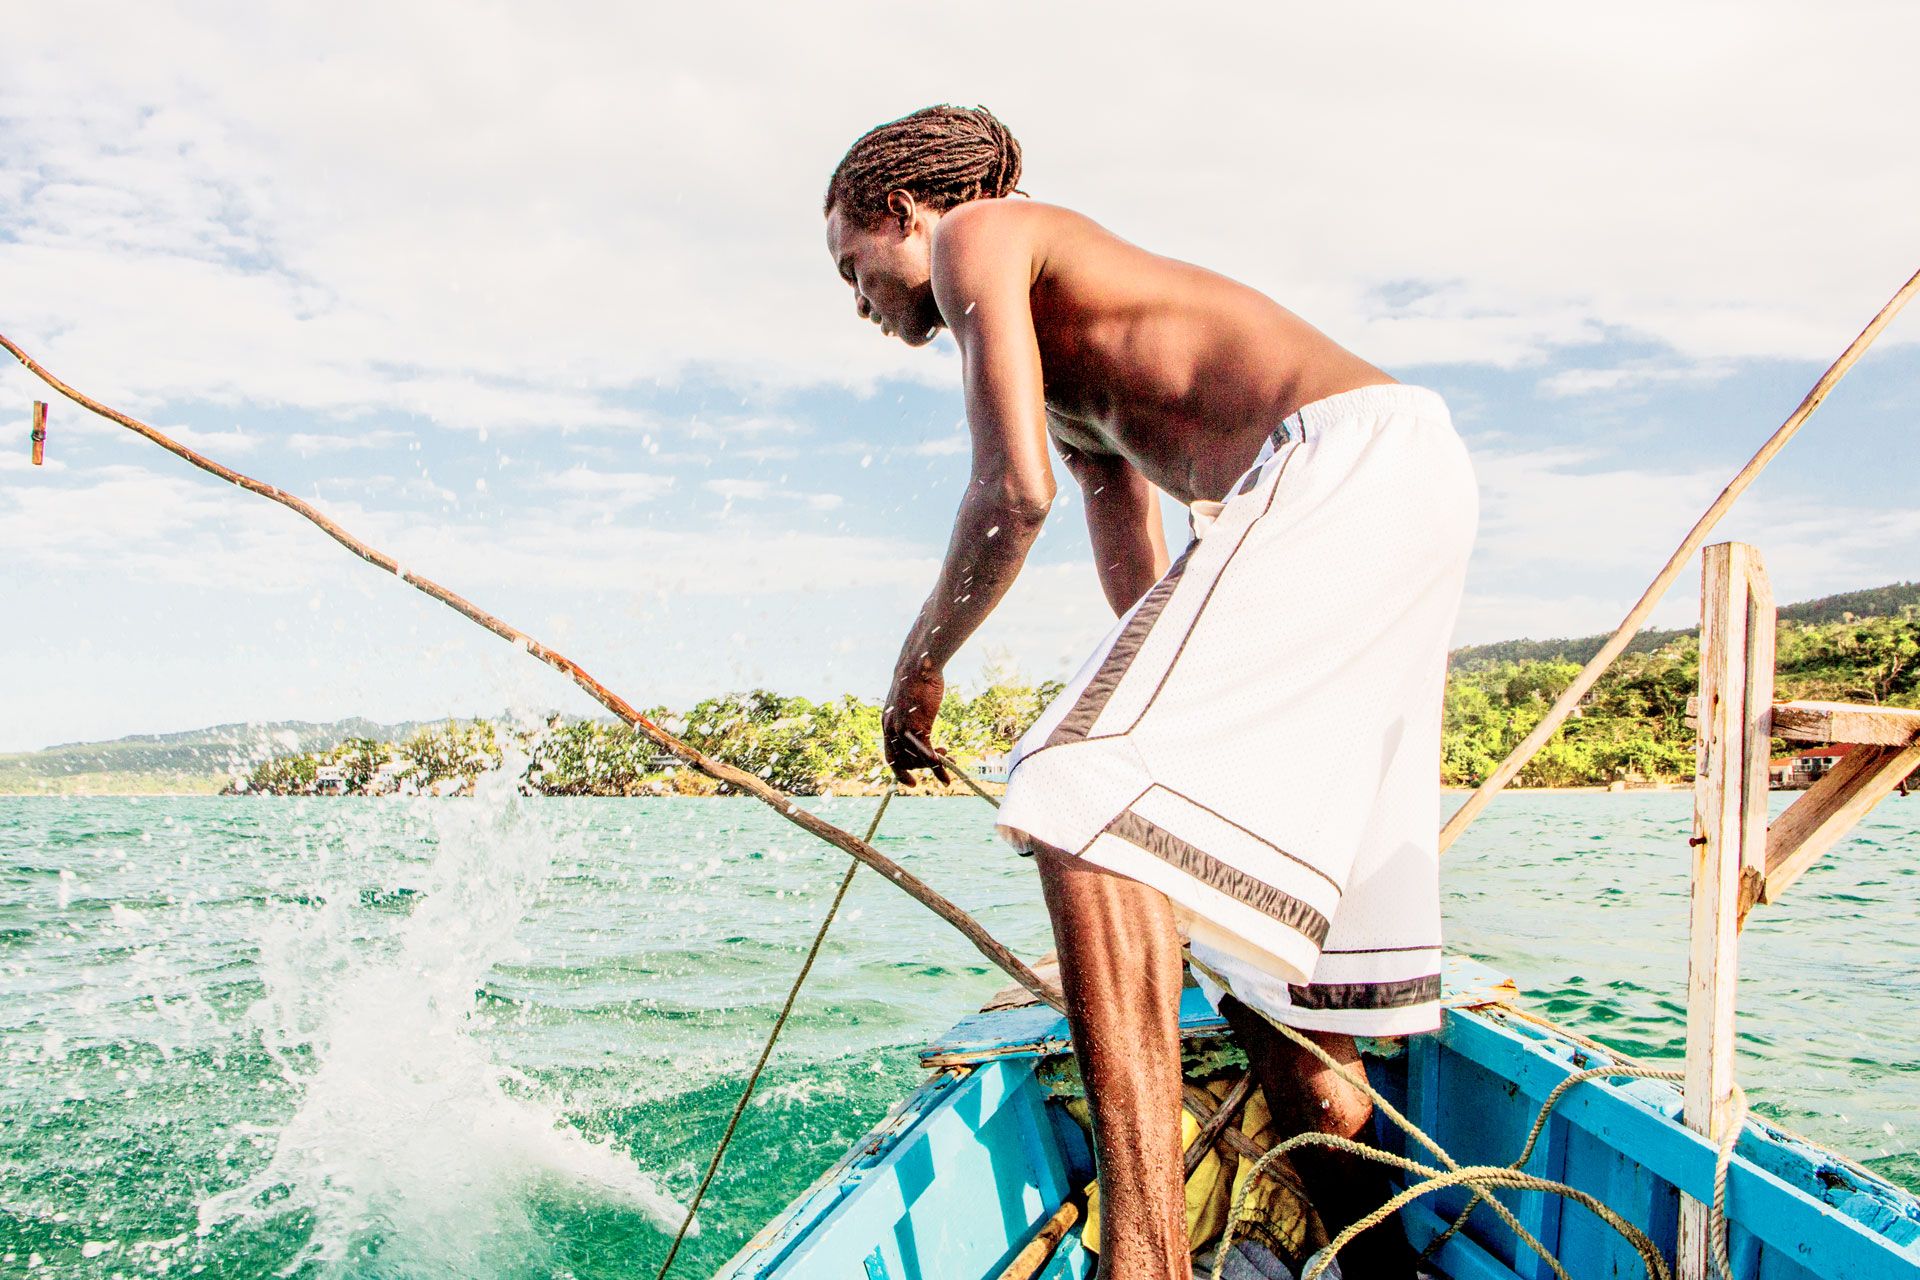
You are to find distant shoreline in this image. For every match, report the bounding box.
[3,783,1701,799]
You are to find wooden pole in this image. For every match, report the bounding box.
[1440,266,1920,853]
[993,1199,1081,1280]
[30,400,46,465]
[1677,543,1772,1280]
[0,330,1063,1014]
[1184,1070,1255,1178]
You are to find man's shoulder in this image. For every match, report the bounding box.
[933,200,1099,287]
[935,199,1035,255]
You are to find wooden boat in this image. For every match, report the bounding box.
[717,545,1920,1280]
[714,956,1920,1280]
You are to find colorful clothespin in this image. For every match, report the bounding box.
[30,401,46,465]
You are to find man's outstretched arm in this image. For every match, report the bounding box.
[884,210,1054,784]
[1061,446,1168,616]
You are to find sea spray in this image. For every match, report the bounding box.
[197,753,688,1277]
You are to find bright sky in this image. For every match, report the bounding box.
[3,3,1917,752]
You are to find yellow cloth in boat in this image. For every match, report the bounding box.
[1069,1078,1325,1261]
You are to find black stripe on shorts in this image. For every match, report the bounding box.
[1103,809,1330,946]
[1286,972,1442,1011]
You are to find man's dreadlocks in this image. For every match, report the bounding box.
[824,105,1023,223]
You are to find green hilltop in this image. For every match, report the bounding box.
[6,583,1916,796]
[0,718,435,795]
[1448,582,1920,671]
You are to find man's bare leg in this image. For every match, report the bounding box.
[1033,841,1189,1279]
[1218,995,1418,1278]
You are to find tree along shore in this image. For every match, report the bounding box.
[229,606,1916,798]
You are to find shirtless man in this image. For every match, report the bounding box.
[824,106,1476,1279]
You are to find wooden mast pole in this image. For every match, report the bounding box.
[0,330,1064,1014]
[1677,543,1772,1280]
[1439,266,1920,853]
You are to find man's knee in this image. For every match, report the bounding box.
[1220,997,1375,1139]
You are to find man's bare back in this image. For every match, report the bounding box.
[946,200,1393,505]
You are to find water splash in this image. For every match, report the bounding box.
[198,754,687,1277]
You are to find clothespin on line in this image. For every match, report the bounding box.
[30,400,47,465]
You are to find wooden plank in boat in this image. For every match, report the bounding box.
[1442,954,1521,1009]
[1771,700,1920,746]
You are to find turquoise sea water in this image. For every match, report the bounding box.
[2,786,1915,1277]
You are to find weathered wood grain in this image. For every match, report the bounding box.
[1680,542,1770,1280]
[1771,700,1920,746]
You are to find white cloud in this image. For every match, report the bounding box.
[703,477,847,512]
[2,1,1914,438]
[1456,442,1920,643]
[1470,445,1726,579]
[0,466,335,591]
[1538,360,1737,399]
[705,478,772,502]
[0,462,923,600]
[908,433,969,458]
[165,425,261,456]
[287,429,411,456]
[6,4,1919,748]
[0,450,65,474]
[535,466,675,505]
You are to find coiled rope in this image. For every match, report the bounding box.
[1206,1006,1749,1280]
[1417,1053,1746,1280]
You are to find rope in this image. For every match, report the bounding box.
[1418,1062,1685,1269]
[1438,264,1920,852]
[1302,1149,1669,1280]
[1200,999,1592,1280]
[1178,954,1752,1280]
[904,730,1002,809]
[1711,1086,1748,1280]
[653,788,895,1279]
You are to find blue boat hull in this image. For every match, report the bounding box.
[717,960,1920,1279]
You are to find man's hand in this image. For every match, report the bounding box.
[884,663,950,786]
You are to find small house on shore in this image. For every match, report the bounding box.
[369,759,412,795]
[1770,743,1856,789]
[971,753,1010,785]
